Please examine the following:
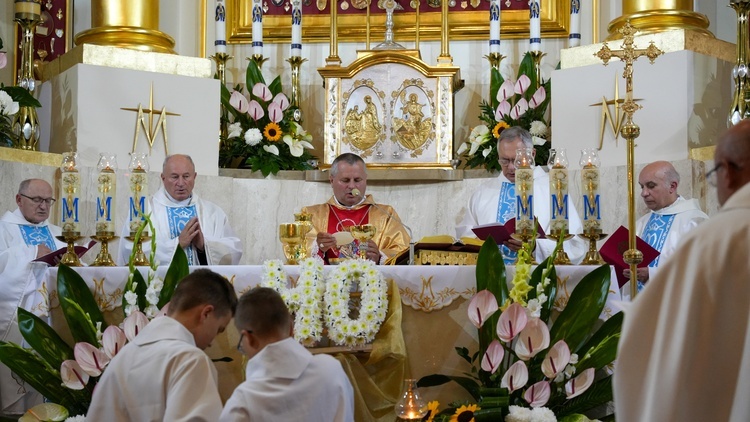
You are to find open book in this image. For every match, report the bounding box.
[471,218,546,244]
[386,235,484,265]
[33,240,97,266]
[599,225,660,288]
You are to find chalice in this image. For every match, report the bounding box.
[350,224,377,260]
[294,212,313,258]
[279,223,304,264]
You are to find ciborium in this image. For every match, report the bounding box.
[350,224,377,260]
[279,223,304,265]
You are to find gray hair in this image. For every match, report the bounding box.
[330,153,366,177]
[18,179,47,195]
[162,154,195,172]
[497,126,533,150]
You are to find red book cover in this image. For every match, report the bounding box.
[33,240,97,266]
[599,226,660,288]
[472,218,546,244]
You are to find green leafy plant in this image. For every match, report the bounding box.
[418,238,620,421]
[456,52,552,172]
[218,60,316,176]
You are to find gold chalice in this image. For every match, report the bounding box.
[279,223,304,264]
[349,224,377,260]
[294,212,313,258]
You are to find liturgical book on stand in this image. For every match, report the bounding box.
[599,225,660,288]
[32,240,97,266]
[471,218,546,244]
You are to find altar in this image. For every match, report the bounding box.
[32,264,620,414]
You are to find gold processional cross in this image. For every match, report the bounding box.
[121,83,181,155]
[593,21,663,299]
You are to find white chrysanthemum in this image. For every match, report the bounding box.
[529,120,548,137]
[245,128,263,146]
[505,405,532,422]
[529,407,557,422]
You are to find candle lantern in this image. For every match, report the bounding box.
[91,153,118,266]
[394,379,427,420]
[579,148,606,265]
[514,147,535,237]
[548,148,569,235]
[58,152,83,266]
[126,152,151,266]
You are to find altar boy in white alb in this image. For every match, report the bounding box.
[623,161,708,289]
[456,127,586,264]
[118,154,242,266]
[0,179,65,416]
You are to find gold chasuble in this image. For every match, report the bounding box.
[302,195,410,263]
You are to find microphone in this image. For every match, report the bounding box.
[370,202,415,265]
[352,188,361,197]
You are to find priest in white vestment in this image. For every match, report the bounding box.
[0,179,65,416]
[87,269,237,421]
[456,127,586,264]
[118,154,242,266]
[614,121,750,422]
[623,161,708,293]
[301,153,410,264]
[221,287,354,422]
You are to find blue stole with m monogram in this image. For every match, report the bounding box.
[642,213,676,268]
[166,205,198,265]
[495,182,516,265]
[19,225,56,251]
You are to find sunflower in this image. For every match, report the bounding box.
[263,122,282,142]
[424,401,440,422]
[450,404,479,422]
[492,121,509,138]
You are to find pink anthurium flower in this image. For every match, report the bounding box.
[528,87,546,109]
[267,101,284,123]
[74,342,110,377]
[124,310,149,341]
[494,100,511,121]
[251,83,273,101]
[565,367,595,399]
[481,340,505,374]
[514,318,550,361]
[501,360,528,393]
[514,74,531,95]
[229,91,249,113]
[272,93,290,110]
[102,325,127,359]
[542,340,571,379]
[155,302,170,318]
[467,289,498,329]
[510,98,529,120]
[60,360,89,390]
[524,381,551,407]
[497,302,528,342]
[247,100,265,121]
[496,80,515,102]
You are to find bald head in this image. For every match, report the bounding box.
[714,120,750,205]
[639,161,680,211]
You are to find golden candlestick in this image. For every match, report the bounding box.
[579,229,607,265]
[126,232,151,266]
[249,54,269,69]
[286,56,308,109]
[211,52,233,151]
[484,52,506,72]
[56,232,84,267]
[91,233,118,266]
[528,50,546,90]
[595,21,662,298]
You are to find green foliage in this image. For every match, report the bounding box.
[18,308,74,371]
[159,246,189,309]
[58,265,107,345]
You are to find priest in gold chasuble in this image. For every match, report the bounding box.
[301,153,410,264]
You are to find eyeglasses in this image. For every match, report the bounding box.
[19,194,56,205]
[499,158,514,167]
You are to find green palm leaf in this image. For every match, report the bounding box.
[57,265,107,344]
[17,308,73,370]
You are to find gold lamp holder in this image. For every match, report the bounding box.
[528,50,546,89]
[286,56,308,109]
[595,21,662,298]
[249,54,269,69]
[56,232,84,267]
[484,52,506,72]
[91,232,118,267]
[546,230,573,265]
[511,229,537,265]
[579,229,607,265]
[126,232,151,266]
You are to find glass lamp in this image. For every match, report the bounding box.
[394,379,427,420]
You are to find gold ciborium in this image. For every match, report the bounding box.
[279,223,304,264]
[349,224,377,260]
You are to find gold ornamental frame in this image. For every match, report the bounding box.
[226,0,569,43]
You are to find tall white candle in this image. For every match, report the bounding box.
[489,0,500,54]
[215,0,227,53]
[291,0,302,57]
[568,0,581,48]
[252,0,264,56]
[529,0,541,52]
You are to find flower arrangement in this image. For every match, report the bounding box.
[261,257,326,345]
[418,238,620,421]
[219,60,316,176]
[456,52,552,171]
[0,36,42,148]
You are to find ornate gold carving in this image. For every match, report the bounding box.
[391,79,434,156]
[342,80,387,155]
[121,83,180,155]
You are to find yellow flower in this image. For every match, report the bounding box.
[425,401,440,422]
[450,404,479,422]
[263,122,282,142]
[492,121,509,138]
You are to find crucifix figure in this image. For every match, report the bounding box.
[593,21,663,299]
